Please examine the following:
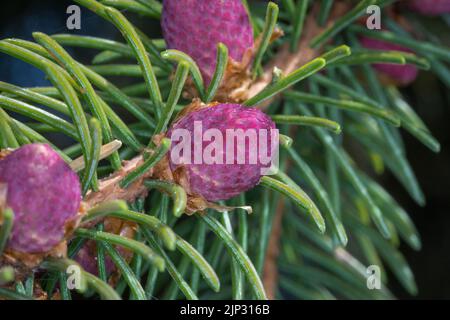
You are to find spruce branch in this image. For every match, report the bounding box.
[0,0,447,301]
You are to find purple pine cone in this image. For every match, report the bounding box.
[161,0,254,85]
[408,0,450,15]
[0,144,81,253]
[75,219,135,276]
[75,242,115,276]
[168,104,278,202]
[360,37,418,86]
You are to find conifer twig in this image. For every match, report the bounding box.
[261,3,349,299]
[241,2,349,108]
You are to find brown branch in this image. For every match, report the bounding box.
[263,197,286,300]
[236,2,348,108]
[84,155,149,208]
[260,3,349,299]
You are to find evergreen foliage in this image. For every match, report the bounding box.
[0,0,448,300]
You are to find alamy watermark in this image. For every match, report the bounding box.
[66,263,382,291]
[170,122,280,176]
[66,265,82,290]
[66,5,81,30]
[366,5,381,30]
[366,265,382,290]
[65,4,383,31]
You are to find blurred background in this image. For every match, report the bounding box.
[0,0,449,299]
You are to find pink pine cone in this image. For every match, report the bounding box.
[360,36,418,86]
[408,0,450,15]
[75,241,115,276]
[0,144,81,253]
[75,219,135,276]
[161,0,254,85]
[168,104,277,202]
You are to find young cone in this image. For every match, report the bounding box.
[0,144,81,254]
[408,0,450,15]
[360,36,419,86]
[161,0,254,86]
[75,218,136,277]
[167,103,278,202]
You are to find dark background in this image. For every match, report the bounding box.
[0,0,449,299]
